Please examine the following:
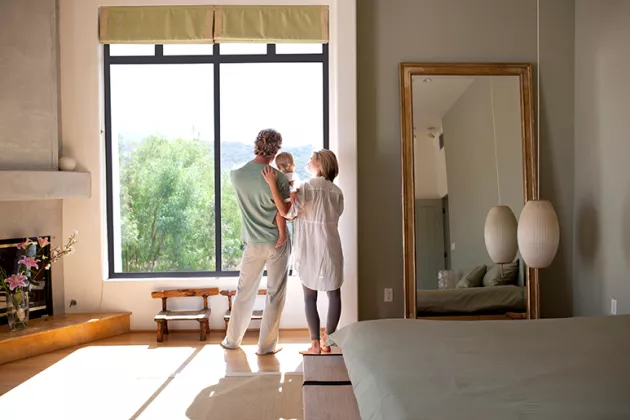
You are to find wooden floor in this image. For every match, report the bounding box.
[0,330,320,419]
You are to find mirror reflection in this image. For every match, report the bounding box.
[412,75,526,318]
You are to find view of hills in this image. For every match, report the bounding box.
[220,141,315,181]
[119,135,317,182]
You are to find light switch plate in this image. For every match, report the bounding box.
[611,298,617,315]
[384,288,393,303]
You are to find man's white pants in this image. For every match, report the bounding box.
[222,241,290,354]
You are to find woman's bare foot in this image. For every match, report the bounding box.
[299,340,321,355]
[275,235,287,248]
[320,333,331,353]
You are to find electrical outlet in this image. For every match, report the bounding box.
[384,288,393,303]
[611,298,617,315]
[451,242,456,251]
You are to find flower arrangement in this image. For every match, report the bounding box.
[1,232,78,331]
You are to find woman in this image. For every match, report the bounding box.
[262,150,344,354]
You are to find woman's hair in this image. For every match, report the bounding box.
[254,129,283,157]
[314,149,339,182]
[275,152,295,173]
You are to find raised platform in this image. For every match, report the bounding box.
[0,313,130,365]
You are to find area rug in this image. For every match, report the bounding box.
[185,373,303,420]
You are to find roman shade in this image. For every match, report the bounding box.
[99,6,329,44]
[99,6,214,44]
[214,6,329,43]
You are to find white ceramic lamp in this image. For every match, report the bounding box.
[484,205,518,264]
[517,200,560,268]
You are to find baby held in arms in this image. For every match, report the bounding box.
[273,152,300,248]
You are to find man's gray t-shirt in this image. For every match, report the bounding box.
[230,161,290,244]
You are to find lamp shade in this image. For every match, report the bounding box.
[484,205,518,264]
[517,200,560,268]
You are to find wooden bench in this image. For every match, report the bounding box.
[151,288,219,342]
[220,289,267,330]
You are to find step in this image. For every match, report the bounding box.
[0,313,131,365]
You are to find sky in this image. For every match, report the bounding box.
[109,44,324,149]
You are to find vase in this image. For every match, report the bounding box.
[437,269,457,290]
[7,290,29,331]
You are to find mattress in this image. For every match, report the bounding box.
[330,316,630,420]
[417,284,526,314]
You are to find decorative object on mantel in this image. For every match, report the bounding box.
[0,232,78,332]
[517,200,560,268]
[58,156,77,171]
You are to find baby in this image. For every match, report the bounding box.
[274,152,300,248]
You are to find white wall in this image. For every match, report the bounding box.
[58,0,357,330]
[573,0,630,316]
[434,135,448,198]
[0,0,65,313]
[443,77,523,273]
[413,129,441,199]
[412,121,448,200]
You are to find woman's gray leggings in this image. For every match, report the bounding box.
[303,285,342,340]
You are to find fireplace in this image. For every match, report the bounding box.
[0,236,53,324]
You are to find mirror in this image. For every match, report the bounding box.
[399,64,538,320]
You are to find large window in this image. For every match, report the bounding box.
[105,43,329,278]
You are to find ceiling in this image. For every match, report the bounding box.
[412,76,475,136]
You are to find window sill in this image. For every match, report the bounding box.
[104,275,299,283]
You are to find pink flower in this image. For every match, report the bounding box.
[16,239,32,250]
[37,237,50,248]
[18,256,40,270]
[5,273,27,291]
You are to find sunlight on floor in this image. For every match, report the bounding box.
[0,339,306,419]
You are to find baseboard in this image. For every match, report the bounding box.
[131,328,310,334]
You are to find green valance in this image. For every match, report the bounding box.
[214,6,328,44]
[98,5,329,44]
[99,6,214,44]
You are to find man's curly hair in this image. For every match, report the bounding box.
[254,129,283,157]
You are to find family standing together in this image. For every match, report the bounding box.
[221,129,344,355]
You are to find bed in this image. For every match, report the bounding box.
[417,259,527,317]
[310,316,630,420]
[416,285,526,315]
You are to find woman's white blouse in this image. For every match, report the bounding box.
[286,177,344,291]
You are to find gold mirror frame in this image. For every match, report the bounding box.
[399,63,538,320]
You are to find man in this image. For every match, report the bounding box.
[221,128,291,355]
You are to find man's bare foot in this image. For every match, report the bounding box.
[299,340,321,355]
[256,346,283,356]
[275,235,287,248]
[321,333,331,353]
[220,339,239,350]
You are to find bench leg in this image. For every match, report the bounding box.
[163,321,169,335]
[225,319,229,331]
[199,320,208,341]
[156,321,164,343]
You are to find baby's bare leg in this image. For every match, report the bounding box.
[275,212,288,248]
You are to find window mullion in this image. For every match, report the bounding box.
[104,44,116,278]
[214,59,223,271]
[323,43,330,150]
